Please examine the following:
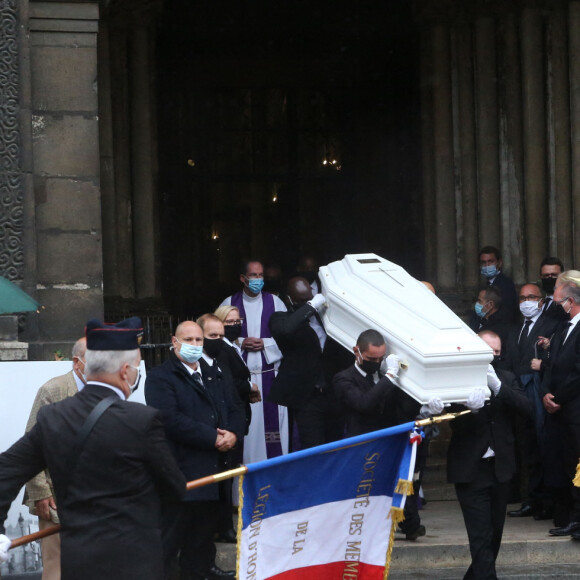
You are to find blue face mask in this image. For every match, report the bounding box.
[474,302,487,318]
[247,278,264,294]
[481,265,498,278]
[177,339,203,364]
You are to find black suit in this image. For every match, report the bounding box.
[0,384,185,580]
[268,303,352,448]
[490,271,519,324]
[216,342,253,434]
[503,313,561,510]
[447,368,531,580]
[333,364,422,535]
[540,317,580,523]
[145,354,245,578]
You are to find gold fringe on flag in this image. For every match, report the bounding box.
[236,474,245,580]
[389,506,406,525]
[383,507,406,579]
[394,479,414,496]
[573,460,580,487]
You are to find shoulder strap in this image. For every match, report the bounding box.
[62,395,118,493]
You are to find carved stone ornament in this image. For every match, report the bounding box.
[0,0,24,282]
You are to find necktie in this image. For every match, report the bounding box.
[543,297,552,314]
[561,321,573,344]
[365,373,375,385]
[518,318,532,344]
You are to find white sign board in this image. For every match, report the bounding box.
[320,253,493,404]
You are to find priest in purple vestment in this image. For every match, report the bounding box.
[219,260,288,463]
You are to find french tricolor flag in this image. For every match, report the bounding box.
[237,421,418,580]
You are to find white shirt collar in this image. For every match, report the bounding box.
[88,381,126,400]
[73,370,86,392]
[180,360,201,377]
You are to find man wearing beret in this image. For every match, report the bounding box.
[0,318,186,580]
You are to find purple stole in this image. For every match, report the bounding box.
[230,291,283,458]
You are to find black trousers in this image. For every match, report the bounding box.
[455,459,510,580]
[162,500,219,580]
[291,390,344,451]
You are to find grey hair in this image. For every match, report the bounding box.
[85,349,139,375]
[559,280,580,305]
[71,338,86,359]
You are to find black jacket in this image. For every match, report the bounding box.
[216,342,253,434]
[447,368,531,484]
[268,303,352,409]
[504,313,561,377]
[0,384,185,580]
[541,321,580,422]
[332,364,420,436]
[145,354,245,501]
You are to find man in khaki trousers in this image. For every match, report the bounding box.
[24,338,86,580]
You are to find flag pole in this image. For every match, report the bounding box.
[415,409,471,427]
[10,412,469,549]
[10,466,250,549]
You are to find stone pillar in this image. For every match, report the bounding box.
[521,9,547,280]
[454,25,478,290]
[569,1,580,265]
[547,8,572,267]
[431,24,456,289]
[474,18,500,249]
[420,32,436,284]
[130,24,159,299]
[497,13,525,284]
[27,1,103,358]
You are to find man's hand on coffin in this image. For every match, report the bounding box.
[465,388,486,411]
[383,354,401,378]
[308,293,326,311]
[530,358,542,371]
[486,364,502,395]
[242,337,264,351]
[0,534,11,563]
[420,397,444,416]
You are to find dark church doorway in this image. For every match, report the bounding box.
[113,0,424,318]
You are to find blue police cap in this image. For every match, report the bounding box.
[85,317,143,350]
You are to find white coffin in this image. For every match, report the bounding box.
[319,253,492,404]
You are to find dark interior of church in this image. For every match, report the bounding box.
[154,0,424,317]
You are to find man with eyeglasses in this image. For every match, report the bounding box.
[219,260,288,464]
[505,284,560,521]
[540,275,580,538]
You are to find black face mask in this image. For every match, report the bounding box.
[204,338,224,358]
[263,277,282,295]
[492,355,502,367]
[224,324,242,342]
[359,359,381,375]
[541,277,557,295]
[297,271,317,284]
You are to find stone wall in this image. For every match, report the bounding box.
[418,0,579,299]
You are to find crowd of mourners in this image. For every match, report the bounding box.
[1,247,579,580]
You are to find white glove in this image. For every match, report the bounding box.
[308,294,326,311]
[486,364,502,395]
[0,534,11,563]
[465,388,486,411]
[420,397,444,416]
[384,354,401,378]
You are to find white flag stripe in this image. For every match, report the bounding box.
[239,495,393,580]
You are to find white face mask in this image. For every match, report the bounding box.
[126,364,141,395]
[519,301,540,319]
